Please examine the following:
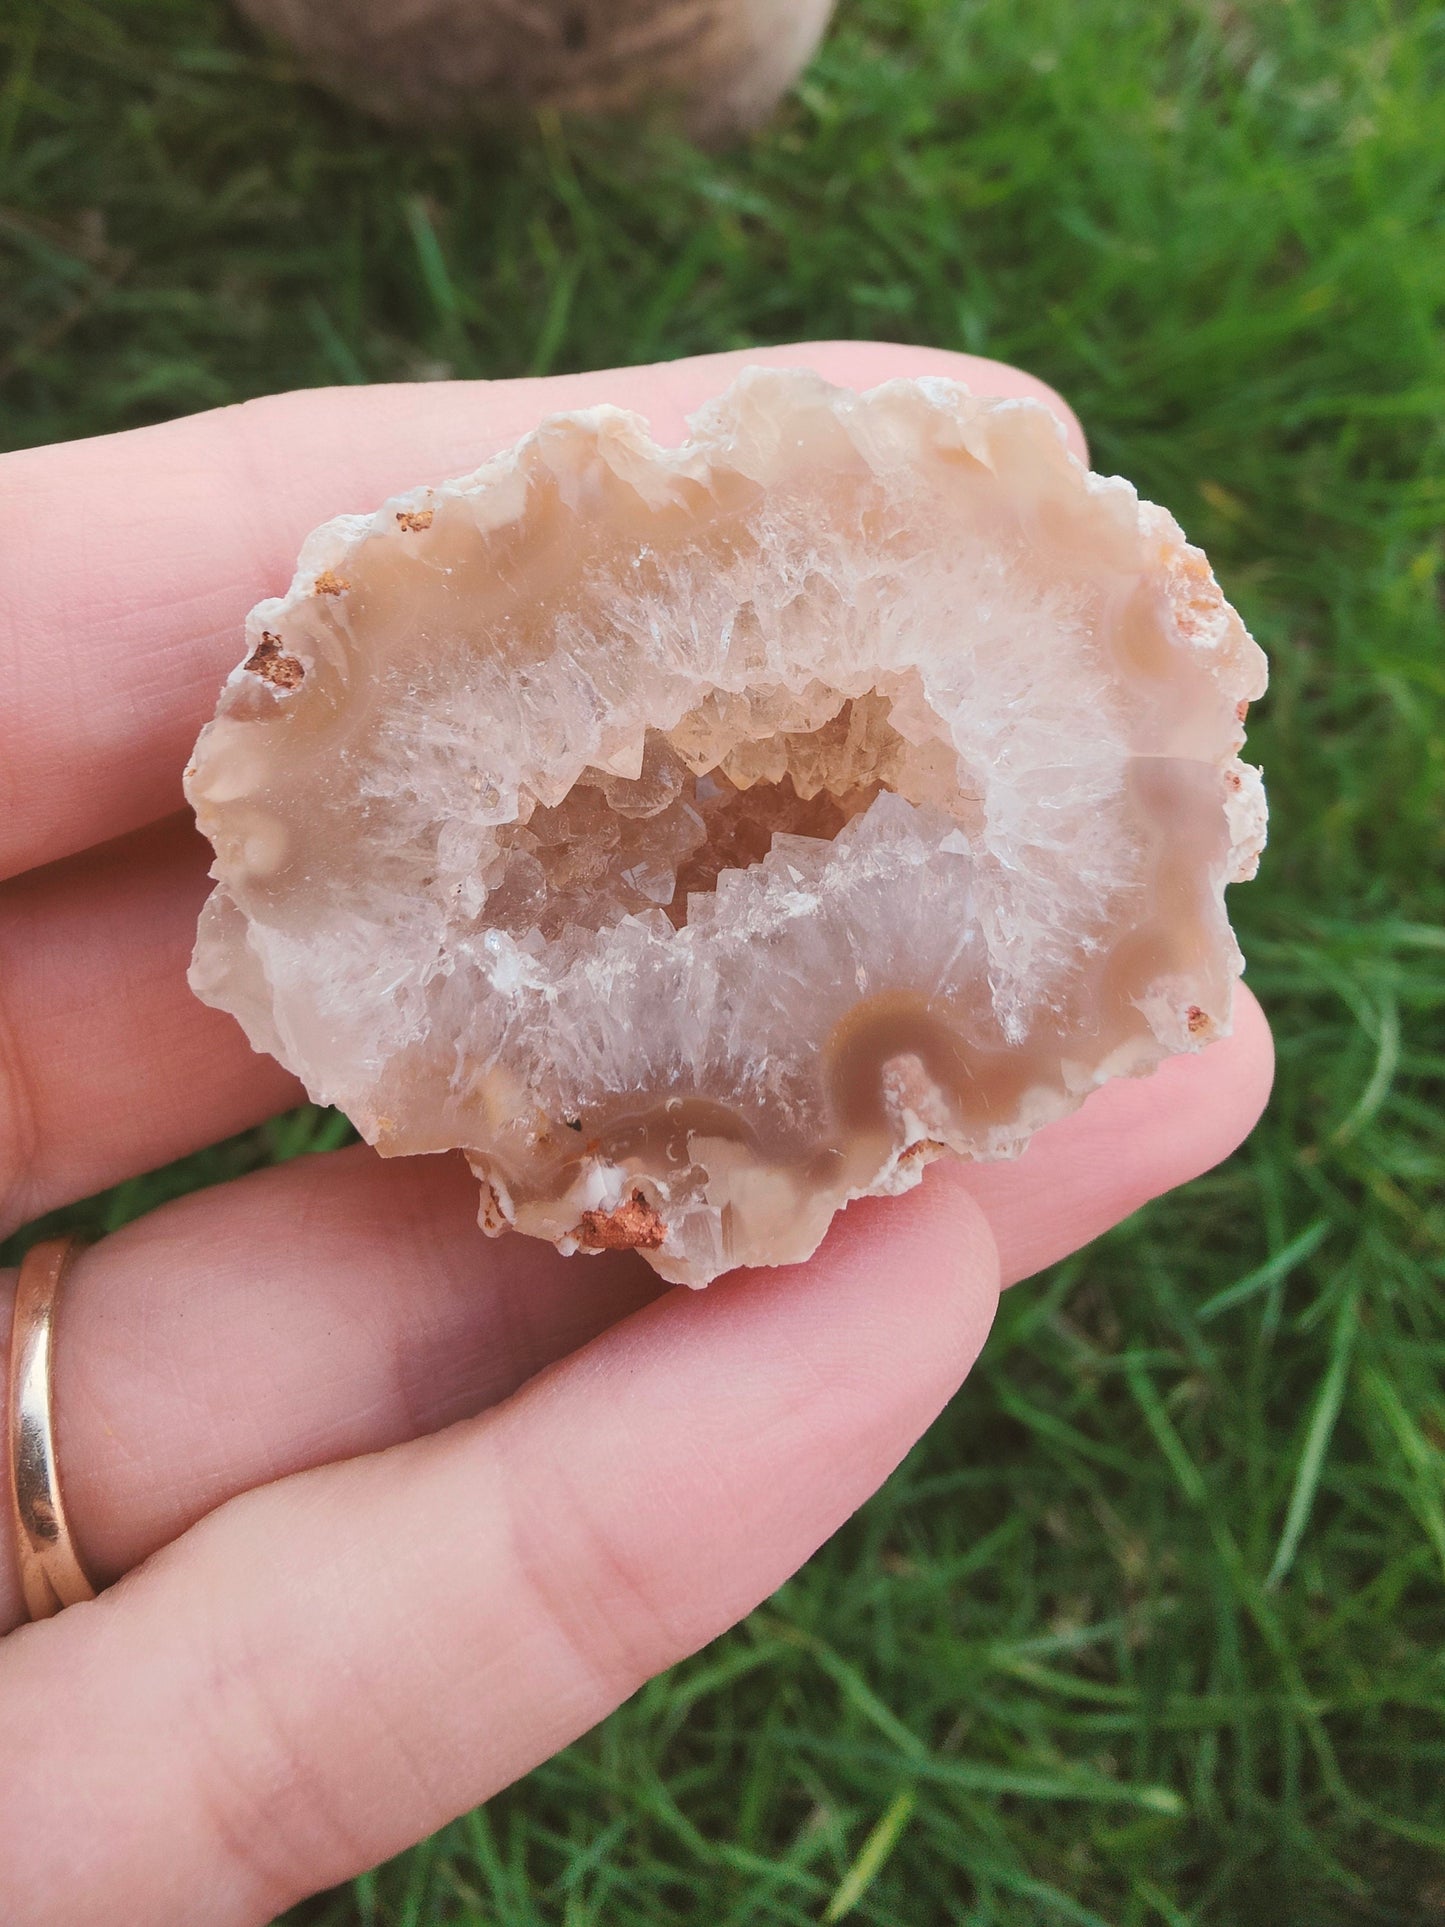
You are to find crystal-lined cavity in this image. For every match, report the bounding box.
[186,369,1267,1284]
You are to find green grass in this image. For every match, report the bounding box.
[3,0,1444,1920]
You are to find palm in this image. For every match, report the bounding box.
[0,342,1271,1925]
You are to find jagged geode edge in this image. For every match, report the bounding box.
[187,369,1268,1286]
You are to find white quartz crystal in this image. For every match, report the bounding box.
[186,369,1267,1285]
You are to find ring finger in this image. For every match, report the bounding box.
[0,989,1270,1635]
[0,1146,661,1634]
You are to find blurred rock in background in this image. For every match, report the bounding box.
[233,0,837,141]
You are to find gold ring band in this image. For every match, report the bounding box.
[7,1236,97,1621]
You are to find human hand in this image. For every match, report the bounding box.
[0,343,1273,1924]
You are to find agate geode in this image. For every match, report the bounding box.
[186,369,1267,1284]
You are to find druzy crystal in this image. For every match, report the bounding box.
[186,369,1267,1285]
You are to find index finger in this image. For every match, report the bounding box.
[0,343,1086,882]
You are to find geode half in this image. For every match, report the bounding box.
[186,369,1267,1285]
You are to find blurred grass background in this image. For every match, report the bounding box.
[2,0,1443,1920]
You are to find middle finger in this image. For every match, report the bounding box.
[0,814,300,1236]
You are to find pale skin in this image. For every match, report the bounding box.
[0,342,1274,1924]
